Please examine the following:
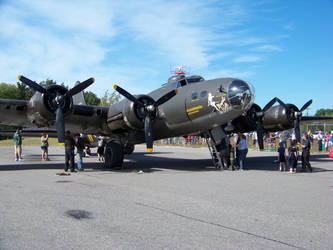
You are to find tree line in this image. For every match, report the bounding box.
[0,79,121,106]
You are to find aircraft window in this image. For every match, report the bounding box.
[187,77,204,84]
[192,92,198,100]
[200,91,207,98]
[172,82,181,89]
[180,79,187,87]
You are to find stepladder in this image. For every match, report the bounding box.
[203,132,224,169]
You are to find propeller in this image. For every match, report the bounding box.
[18,75,94,143]
[273,98,312,142]
[255,97,279,150]
[114,84,178,152]
[263,97,313,143]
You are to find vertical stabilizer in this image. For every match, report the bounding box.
[72,81,87,105]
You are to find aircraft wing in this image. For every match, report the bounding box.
[0,98,110,135]
[0,99,31,127]
[300,116,333,124]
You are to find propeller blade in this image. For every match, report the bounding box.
[256,121,264,150]
[55,107,65,143]
[18,75,50,96]
[262,97,277,112]
[299,99,313,113]
[144,114,153,152]
[275,98,289,110]
[113,85,141,106]
[294,118,301,142]
[66,77,95,97]
[155,89,178,107]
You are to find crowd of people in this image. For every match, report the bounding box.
[12,128,333,172]
[214,130,327,173]
[63,132,106,172]
[12,129,107,172]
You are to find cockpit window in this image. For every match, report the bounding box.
[187,76,204,84]
[172,79,187,89]
[172,82,181,89]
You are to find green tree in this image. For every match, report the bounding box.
[99,90,121,106]
[16,82,34,100]
[315,108,333,117]
[40,79,57,86]
[307,108,333,132]
[0,83,21,99]
[83,91,100,106]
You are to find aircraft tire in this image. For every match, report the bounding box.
[123,144,135,155]
[104,141,124,169]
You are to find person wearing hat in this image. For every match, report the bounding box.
[74,133,85,171]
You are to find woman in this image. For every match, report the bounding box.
[288,140,298,173]
[40,133,49,161]
[97,136,105,162]
[236,133,248,171]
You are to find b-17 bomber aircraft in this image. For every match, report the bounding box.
[0,67,331,168]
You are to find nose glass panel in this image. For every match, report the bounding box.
[227,80,254,110]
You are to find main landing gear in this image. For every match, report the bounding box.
[104,141,124,170]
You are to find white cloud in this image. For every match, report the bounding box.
[0,0,290,97]
[233,55,262,63]
[252,44,282,52]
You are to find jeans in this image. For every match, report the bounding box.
[238,149,248,170]
[76,149,83,170]
[301,150,312,172]
[65,149,74,171]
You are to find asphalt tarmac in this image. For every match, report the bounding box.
[0,145,332,250]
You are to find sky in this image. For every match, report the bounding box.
[0,0,332,115]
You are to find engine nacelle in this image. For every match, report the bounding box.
[27,85,72,127]
[263,104,298,131]
[230,104,261,133]
[107,95,155,131]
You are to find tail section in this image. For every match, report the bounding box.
[72,81,87,105]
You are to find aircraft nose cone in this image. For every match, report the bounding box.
[227,80,255,110]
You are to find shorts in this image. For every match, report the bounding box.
[41,146,47,151]
[97,147,104,155]
[279,155,286,163]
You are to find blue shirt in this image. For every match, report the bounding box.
[238,138,248,150]
[278,146,285,156]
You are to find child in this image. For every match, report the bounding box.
[288,140,298,173]
[277,142,286,171]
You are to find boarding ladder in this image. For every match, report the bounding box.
[203,132,224,169]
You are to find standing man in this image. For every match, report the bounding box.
[64,131,75,172]
[74,133,85,171]
[13,129,23,162]
[317,131,323,152]
[299,134,312,172]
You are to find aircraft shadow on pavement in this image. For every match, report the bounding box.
[0,152,331,173]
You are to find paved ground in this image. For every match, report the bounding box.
[0,145,332,250]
